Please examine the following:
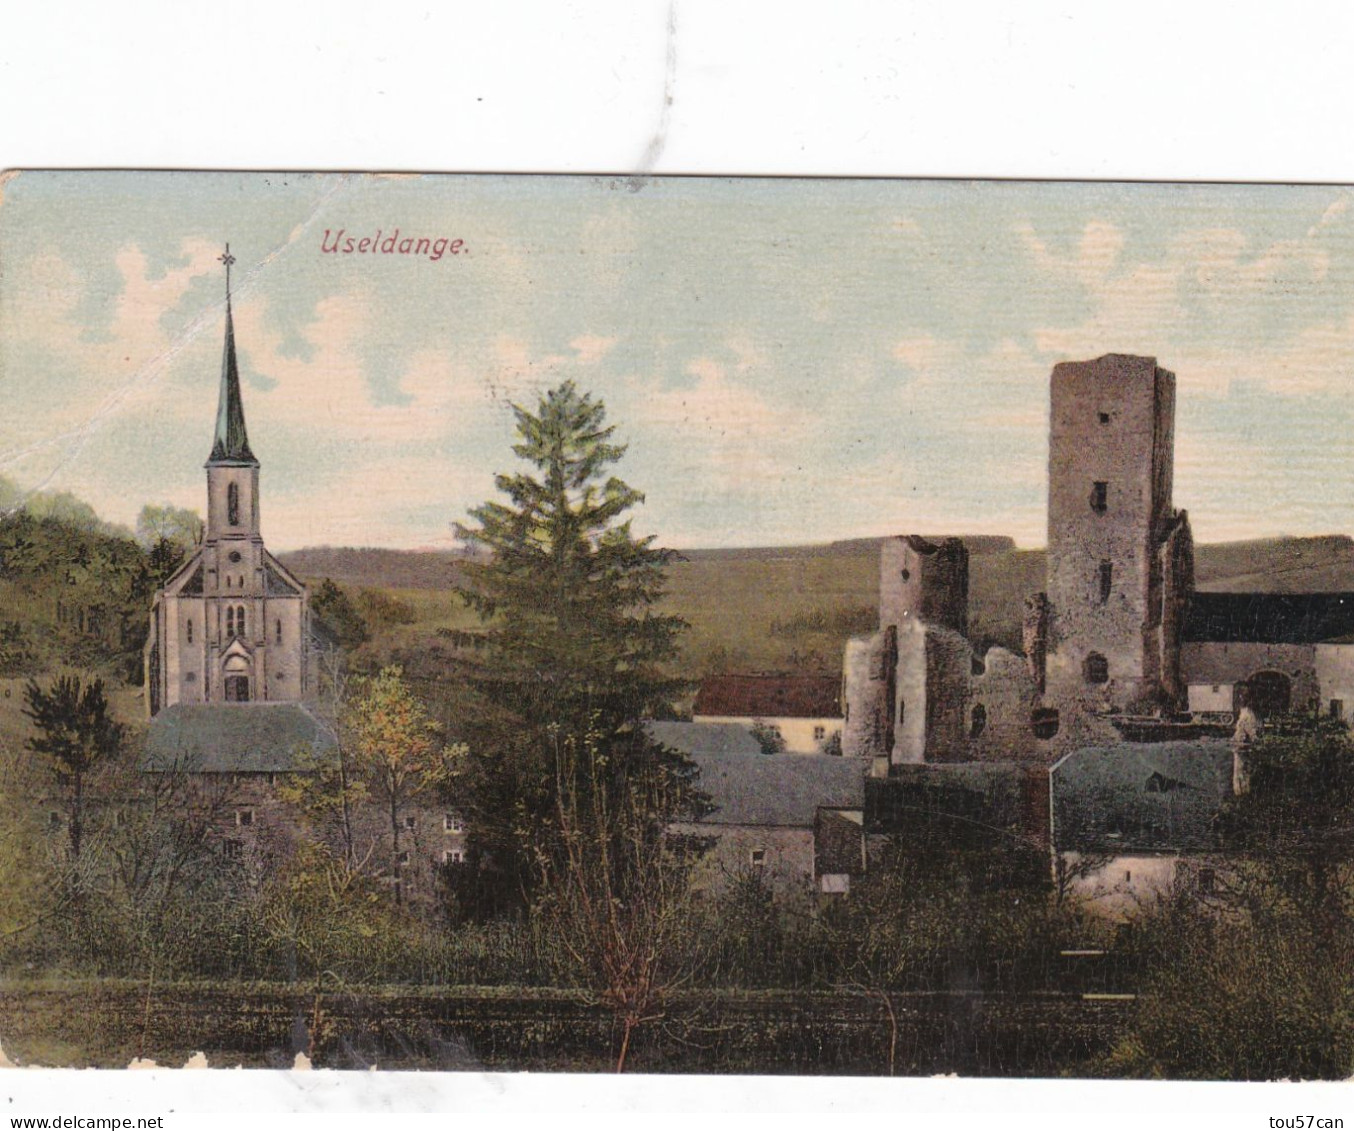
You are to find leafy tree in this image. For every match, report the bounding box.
[750,720,787,755]
[311,578,370,650]
[1218,720,1354,929]
[134,504,203,552]
[452,381,696,911]
[346,665,455,904]
[23,675,125,864]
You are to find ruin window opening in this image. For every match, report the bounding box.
[1090,481,1108,514]
[1098,412,1111,424]
[1084,652,1109,684]
[1031,708,1060,740]
[1099,560,1113,604]
[900,568,911,581]
[750,848,766,869]
[235,808,254,828]
[969,703,987,739]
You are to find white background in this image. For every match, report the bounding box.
[3,0,1354,1123]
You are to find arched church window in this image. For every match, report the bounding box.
[228,482,239,526]
[236,606,246,637]
[897,697,905,724]
[226,607,235,637]
[275,618,282,643]
[186,620,193,643]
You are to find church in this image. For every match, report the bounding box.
[143,248,313,717]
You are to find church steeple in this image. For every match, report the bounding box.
[208,244,257,466]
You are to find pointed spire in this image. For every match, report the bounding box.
[209,244,257,465]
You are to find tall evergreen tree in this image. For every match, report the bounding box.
[452,381,698,915]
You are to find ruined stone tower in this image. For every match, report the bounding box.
[1042,354,1193,723]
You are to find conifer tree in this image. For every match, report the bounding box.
[453,381,699,914]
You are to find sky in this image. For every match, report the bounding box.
[2,171,1353,552]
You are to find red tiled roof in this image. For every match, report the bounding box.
[693,673,841,719]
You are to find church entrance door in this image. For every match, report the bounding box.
[225,675,251,702]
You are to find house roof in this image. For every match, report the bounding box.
[645,720,764,757]
[1184,592,1354,645]
[142,702,336,774]
[693,673,841,719]
[687,750,867,827]
[1051,741,1232,854]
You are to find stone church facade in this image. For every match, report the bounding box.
[144,283,312,716]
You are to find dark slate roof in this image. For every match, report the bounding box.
[645,720,763,757]
[264,558,303,596]
[688,751,867,827]
[1051,741,1232,854]
[693,673,842,719]
[1184,592,1354,644]
[142,703,335,773]
[208,300,257,465]
[866,763,1044,848]
[815,808,866,876]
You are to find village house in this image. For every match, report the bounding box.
[692,672,843,754]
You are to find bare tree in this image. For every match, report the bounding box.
[535,723,708,1072]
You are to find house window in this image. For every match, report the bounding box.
[266,773,277,787]
[813,725,826,741]
[186,619,193,643]
[444,813,465,834]
[403,815,417,830]
[1330,699,1344,721]
[442,849,465,865]
[1084,652,1109,685]
[48,811,61,829]
[227,482,240,526]
[1031,708,1060,740]
[223,839,243,860]
[1099,560,1113,604]
[750,848,766,869]
[969,703,987,739]
[1090,481,1108,514]
[235,808,254,828]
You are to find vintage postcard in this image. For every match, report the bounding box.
[1,171,1353,1085]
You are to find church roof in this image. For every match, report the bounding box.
[208,297,257,465]
[142,702,335,774]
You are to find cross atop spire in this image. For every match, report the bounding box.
[208,243,256,466]
[219,243,236,302]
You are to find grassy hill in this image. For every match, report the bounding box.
[279,534,1354,680]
